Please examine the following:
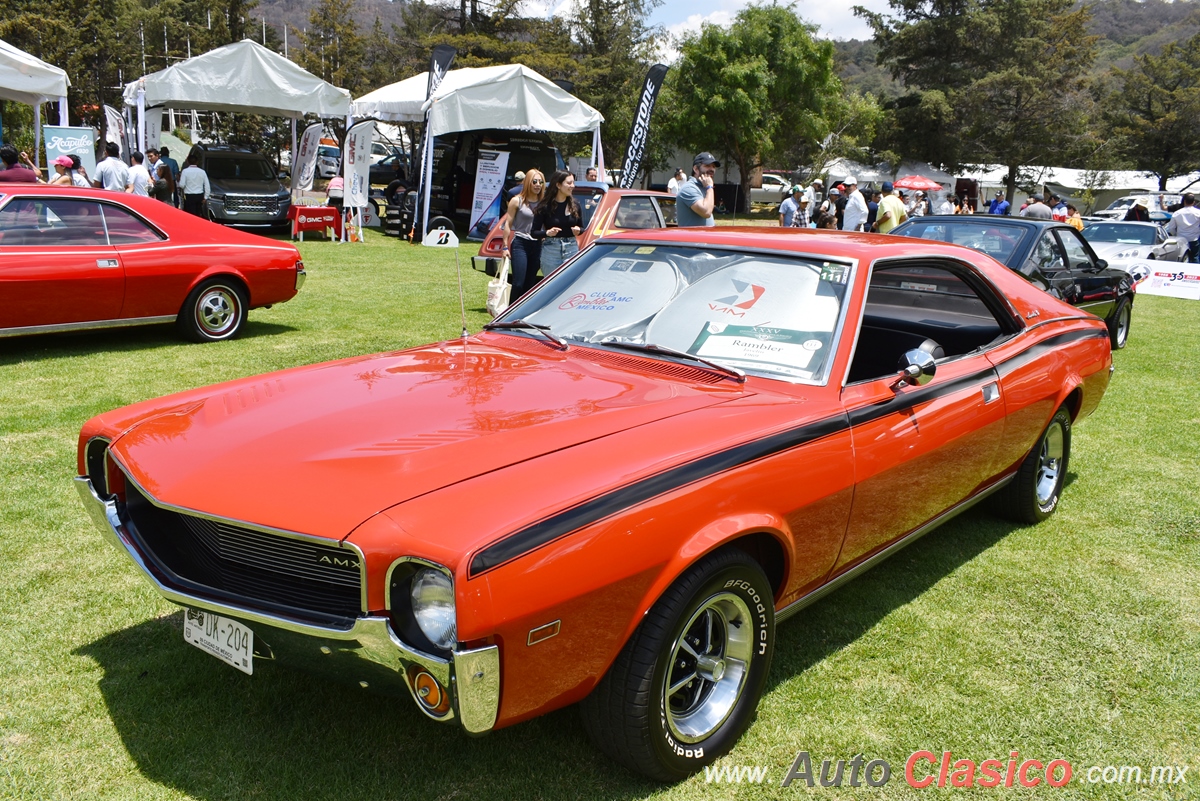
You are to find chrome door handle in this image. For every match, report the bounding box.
[982,382,1001,404]
[96,259,119,268]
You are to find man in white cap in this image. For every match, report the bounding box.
[805,178,824,209]
[841,176,868,231]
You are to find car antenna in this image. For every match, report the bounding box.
[421,222,469,338]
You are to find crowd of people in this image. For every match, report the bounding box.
[0,141,210,217]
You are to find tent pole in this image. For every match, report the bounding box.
[58,96,67,126]
[34,105,42,171]
[421,123,434,242]
[137,86,147,153]
[290,118,298,203]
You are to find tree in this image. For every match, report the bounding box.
[667,4,839,203]
[1105,32,1200,190]
[857,0,1098,202]
[294,0,367,95]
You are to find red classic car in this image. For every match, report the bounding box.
[472,181,675,274]
[0,186,304,342]
[76,228,1112,780]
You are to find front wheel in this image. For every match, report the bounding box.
[580,549,774,781]
[177,278,248,342]
[1108,296,1132,350]
[993,407,1072,524]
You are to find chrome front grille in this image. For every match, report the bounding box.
[224,195,282,214]
[121,480,363,624]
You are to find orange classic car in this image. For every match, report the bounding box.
[0,186,304,342]
[76,228,1112,780]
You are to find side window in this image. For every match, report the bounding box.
[848,262,1009,384]
[101,205,166,245]
[1023,232,1064,276]
[656,197,677,226]
[1057,229,1096,270]
[0,199,106,246]
[613,196,659,229]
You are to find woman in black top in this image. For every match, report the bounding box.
[534,170,583,277]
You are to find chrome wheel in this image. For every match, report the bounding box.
[664,592,753,743]
[195,286,240,337]
[1035,419,1065,509]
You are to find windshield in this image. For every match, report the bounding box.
[318,146,340,159]
[578,189,604,228]
[1081,223,1156,245]
[500,242,853,383]
[205,156,277,182]
[894,220,1030,265]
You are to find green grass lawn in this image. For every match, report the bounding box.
[1,232,1197,799]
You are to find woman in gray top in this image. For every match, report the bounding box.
[502,170,545,300]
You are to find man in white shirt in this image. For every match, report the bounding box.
[666,169,684,196]
[126,151,151,196]
[92,142,129,192]
[841,176,868,231]
[1167,193,1200,262]
[178,154,212,218]
[804,178,823,208]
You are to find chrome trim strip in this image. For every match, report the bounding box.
[115,464,369,614]
[1,315,176,338]
[776,473,1014,623]
[75,476,501,733]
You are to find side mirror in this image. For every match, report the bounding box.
[894,348,937,388]
[1094,258,1108,270]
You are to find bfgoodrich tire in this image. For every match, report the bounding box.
[1108,296,1132,350]
[993,407,1072,524]
[177,278,248,343]
[580,549,774,781]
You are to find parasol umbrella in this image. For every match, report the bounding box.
[892,175,944,191]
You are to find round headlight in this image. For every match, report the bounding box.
[1115,248,1141,260]
[410,568,456,650]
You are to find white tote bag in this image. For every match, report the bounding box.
[486,256,512,317]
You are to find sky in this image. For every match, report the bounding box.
[649,0,894,59]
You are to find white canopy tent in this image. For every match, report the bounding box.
[122,39,352,167]
[353,64,605,236]
[0,38,70,167]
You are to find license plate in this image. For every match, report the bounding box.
[183,608,253,675]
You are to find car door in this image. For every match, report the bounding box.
[98,202,181,320]
[1056,227,1116,320]
[0,196,123,330]
[836,259,1013,570]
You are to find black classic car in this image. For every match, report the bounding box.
[892,216,1135,349]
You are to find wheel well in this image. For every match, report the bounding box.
[1063,386,1084,421]
[719,532,786,598]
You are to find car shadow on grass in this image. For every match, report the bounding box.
[73,505,1044,799]
[766,505,1037,693]
[74,611,657,800]
[0,322,298,366]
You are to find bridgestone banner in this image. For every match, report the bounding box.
[617,64,668,190]
[417,45,457,240]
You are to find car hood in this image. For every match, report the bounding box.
[211,178,286,195]
[107,340,742,538]
[1086,241,1149,259]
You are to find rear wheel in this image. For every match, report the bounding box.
[993,407,1072,524]
[1108,296,1132,350]
[580,549,774,781]
[177,278,247,342]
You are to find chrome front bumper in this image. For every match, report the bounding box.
[74,476,500,734]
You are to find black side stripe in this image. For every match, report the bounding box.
[469,414,851,576]
[469,326,1109,577]
[995,328,1109,378]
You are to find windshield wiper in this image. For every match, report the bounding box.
[483,319,568,350]
[599,339,746,383]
